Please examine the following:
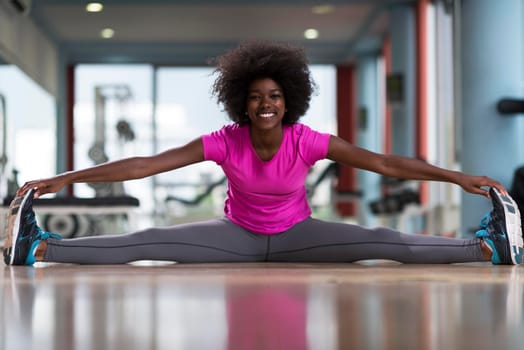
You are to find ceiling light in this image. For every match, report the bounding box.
[312,5,335,15]
[304,29,319,40]
[100,28,114,39]
[86,3,104,13]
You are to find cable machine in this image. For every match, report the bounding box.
[88,84,135,197]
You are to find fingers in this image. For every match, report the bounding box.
[16,175,67,199]
[15,184,30,197]
[16,181,47,198]
[476,177,507,198]
[462,175,508,199]
[16,185,31,197]
[491,184,508,196]
[484,179,507,197]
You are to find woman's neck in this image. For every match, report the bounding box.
[249,125,284,161]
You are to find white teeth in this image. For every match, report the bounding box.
[259,113,274,118]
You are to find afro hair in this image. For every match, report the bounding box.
[210,40,316,125]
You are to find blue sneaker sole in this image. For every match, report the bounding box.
[3,189,35,265]
[490,187,524,264]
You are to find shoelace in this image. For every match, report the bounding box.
[17,212,39,242]
[477,211,503,238]
[487,210,506,238]
[37,229,62,241]
[479,212,491,229]
[23,212,62,242]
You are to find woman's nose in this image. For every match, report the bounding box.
[261,95,271,106]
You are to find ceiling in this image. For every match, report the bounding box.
[26,0,414,66]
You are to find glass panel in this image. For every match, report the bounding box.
[155,67,229,224]
[303,65,337,219]
[74,64,154,226]
[0,65,56,201]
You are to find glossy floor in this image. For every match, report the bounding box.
[1,261,523,350]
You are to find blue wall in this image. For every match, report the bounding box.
[460,0,524,234]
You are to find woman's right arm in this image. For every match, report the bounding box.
[17,137,205,198]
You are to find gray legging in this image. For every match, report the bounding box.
[43,217,484,264]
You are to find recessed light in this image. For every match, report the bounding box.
[100,28,114,39]
[86,2,104,13]
[312,5,335,15]
[304,28,319,40]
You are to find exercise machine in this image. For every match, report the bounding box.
[88,84,135,197]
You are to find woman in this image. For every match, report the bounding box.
[4,41,523,266]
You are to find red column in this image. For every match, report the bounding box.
[335,65,357,217]
[382,35,392,155]
[66,64,75,197]
[416,0,429,205]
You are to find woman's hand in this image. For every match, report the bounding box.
[455,173,507,198]
[16,174,70,198]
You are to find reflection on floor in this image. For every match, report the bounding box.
[1,261,523,350]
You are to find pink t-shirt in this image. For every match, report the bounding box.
[202,123,331,234]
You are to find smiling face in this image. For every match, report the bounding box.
[246,78,286,132]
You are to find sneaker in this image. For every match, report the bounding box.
[475,187,524,265]
[2,188,62,265]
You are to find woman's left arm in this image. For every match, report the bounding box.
[326,135,505,198]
